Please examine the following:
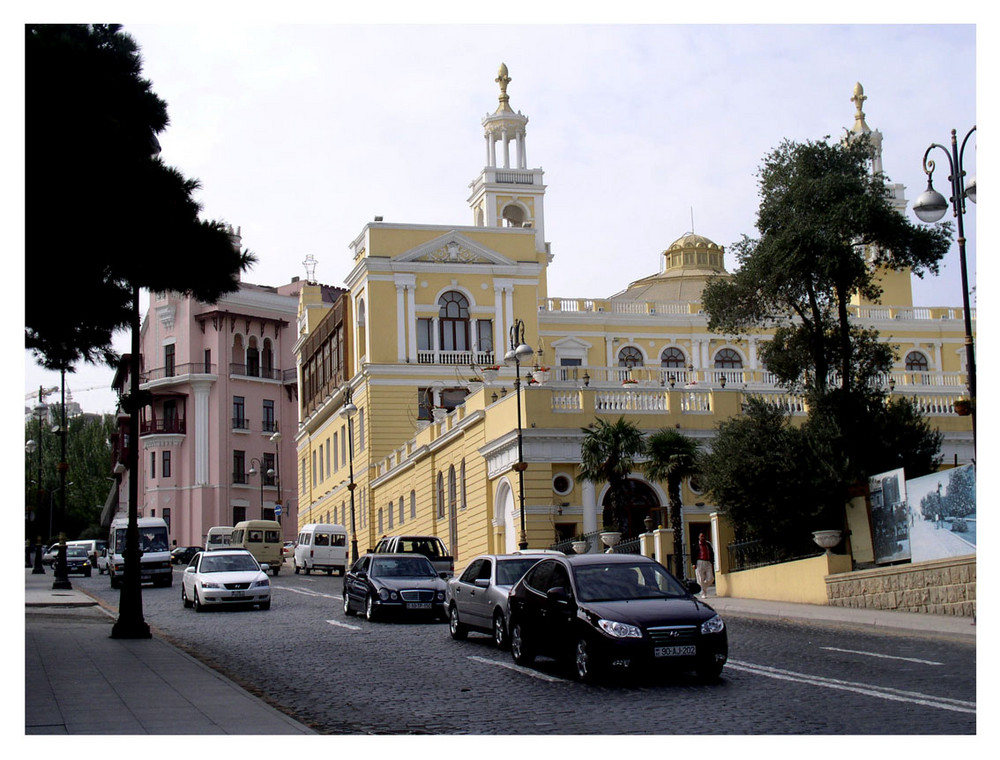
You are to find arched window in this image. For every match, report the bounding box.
[246,337,260,377]
[262,338,274,376]
[618,346,644,368]
[660,347,686,368]
[437,472,445,519]
[438,291,470,352]
[714,348,743,369]
[502,204,526,228]
[905,351,929,372]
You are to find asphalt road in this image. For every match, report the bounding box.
[74,566,976,735]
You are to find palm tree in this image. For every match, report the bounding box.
[579,418,645,534]
[644,429,701,578]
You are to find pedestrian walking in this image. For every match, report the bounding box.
[695,532,714,598]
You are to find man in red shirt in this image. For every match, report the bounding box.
[695,532,715,598]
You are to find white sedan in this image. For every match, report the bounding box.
[181,549,271,611]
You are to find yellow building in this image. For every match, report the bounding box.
[293,67,974,571]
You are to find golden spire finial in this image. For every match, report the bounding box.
[851,82,869,132]
[495,63,512,111]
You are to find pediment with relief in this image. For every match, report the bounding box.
[395,231,516,266]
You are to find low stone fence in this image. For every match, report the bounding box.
[825,555,976,617]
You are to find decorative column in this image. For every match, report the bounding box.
[582,480,597,535]
[395,283,407,362]
[191,379,213,486]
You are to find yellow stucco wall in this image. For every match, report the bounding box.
[716,553,854,604]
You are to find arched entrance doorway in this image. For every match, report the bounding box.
[600,479,661,538]
[496,480,517,553]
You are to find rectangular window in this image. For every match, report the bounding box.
[204,349,212,374]
[312,450,317,487]
[232,506,247,524]
[162,450,171,478]
[318,444,324,483]
[262,399,276,432]
[326,437,331,477]
[477,320,494,352]
[163,400,178,433]
[263,452,275,486]
[233,450,246,484]
[333,431,339,472]
[359,408,365,452]
[150,451,156,479]
[416,318,433,351]
[399,497,404,525]
[233,396,246,429]
[163,507,171,533]
[341,425,347,465]
[164,344,175,377]
[301,458,307,493]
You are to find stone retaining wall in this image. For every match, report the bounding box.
[825,554,975,617]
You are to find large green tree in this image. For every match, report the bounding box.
[643,429,700,578]
[578,418,645,534]
[25,24,254,371]
[702,135,951,396]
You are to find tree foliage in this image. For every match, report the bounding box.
[578,418,645,533]
[25,24,255,371]
[643,429,700,577]
[702,135,951,395]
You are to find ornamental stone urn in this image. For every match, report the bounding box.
[572,540,589,554]
[600,531,622,553]
[812,529,843,555]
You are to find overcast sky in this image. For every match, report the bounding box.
[17,11,984,416]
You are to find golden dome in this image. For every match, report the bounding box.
[665,233,723,253]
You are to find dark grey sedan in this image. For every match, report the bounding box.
[342,553,448,622]
[447,553,557,648]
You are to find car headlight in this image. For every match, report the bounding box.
[701,614,725,635]
[252,579,269,588]
[597,619,643,638]
[436,591,445,601]
[201,581,222,589]
[379,588,391,601]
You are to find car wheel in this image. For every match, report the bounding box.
[696,659,725,681]
[182,586,192,608]
[271,565,280,577]
[294,562,300,574]
[343,591,355,616]
[365,594,378,622]
[574,637,602,683]
[493,611,509,649]
[326,569,333,575]
[304,566,311,575]
[85,569,92,577]
[110,573,121,590]
[193,590,205,613]
[510,621,534,665]
[259,599,271,611]
[449,605,468,640]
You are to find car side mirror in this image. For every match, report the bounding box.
[356,570,368,580]
[184,566,195,573]
[260,564,270,573]
[440,572,451,580]
[474,578,490,589]
[686,580,702,596]
[546,586,572,604]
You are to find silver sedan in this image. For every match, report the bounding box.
[181,549,271,611]
[446,553,557,648]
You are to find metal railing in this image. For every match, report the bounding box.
[142,362,216,382]
[230,363,282,380]
[726,538,823,573]
[139,418,186,435]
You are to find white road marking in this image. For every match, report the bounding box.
[279,586,342,600]
[468,655,565,683]
[821,646,944,666]
[326,619,362,631]
[728,659,975,714]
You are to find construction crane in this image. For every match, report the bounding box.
[26,383,107,401]
[25,387,58,403]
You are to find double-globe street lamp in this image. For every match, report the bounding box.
[341,386,359,563]
[248,457,276,520]
[505,319,534,551]
[269,431,283,525]
[913,126,977,457]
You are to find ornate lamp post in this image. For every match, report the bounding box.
[269,431,283,525]
[248,457,275,520]
[341,386,359,563]
[913,126,977,457]
[504,319,534,550]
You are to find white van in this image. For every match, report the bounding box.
[205,526,234,551]
[231,520,283,575]
[67,539,106,566]
[293,524,348,576]
[107,516,172,588]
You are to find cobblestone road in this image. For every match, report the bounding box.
[75,567,976,734]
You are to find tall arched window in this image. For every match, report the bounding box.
[660,347,686,368]
[246,337,260,377]
[437,472,445,519]
[714,348,743,369]
[618,346,644,368]
[438,291,470,352]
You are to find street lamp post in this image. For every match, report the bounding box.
[341,386,359,563]
[913,126,977,457]
[504,319,534,550]
[248,457,275,520]
[269,432,282,526]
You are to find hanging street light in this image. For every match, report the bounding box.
[505,319,534,550]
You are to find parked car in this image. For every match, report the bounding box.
[283,541,296,562]
[63,546,93,577]
[373,534,454,577]
[447,553,558,648]
[41,544,60,566]
[180,549,271,612]
[342,553,448,622]
[507,554,728,683]
[96,547,110,574]
[171,546,201,565]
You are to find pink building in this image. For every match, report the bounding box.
[107,239,343,547]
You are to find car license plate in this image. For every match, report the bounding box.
[655,645,696,657]
[407,602,431,610]
[231,590,245,598]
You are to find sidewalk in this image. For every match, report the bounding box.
[705,592,976,640]
[24,568,314,735]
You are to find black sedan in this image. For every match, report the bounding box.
[507,554,728,683]
[63,546,93,577]
[171,546,202,565]
[343,553,448,622]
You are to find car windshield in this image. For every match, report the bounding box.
[496,558,544,586]
[573,562,689,602]
[371,557,436,578]
[66,547,88,558]
[199,554,260,573]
